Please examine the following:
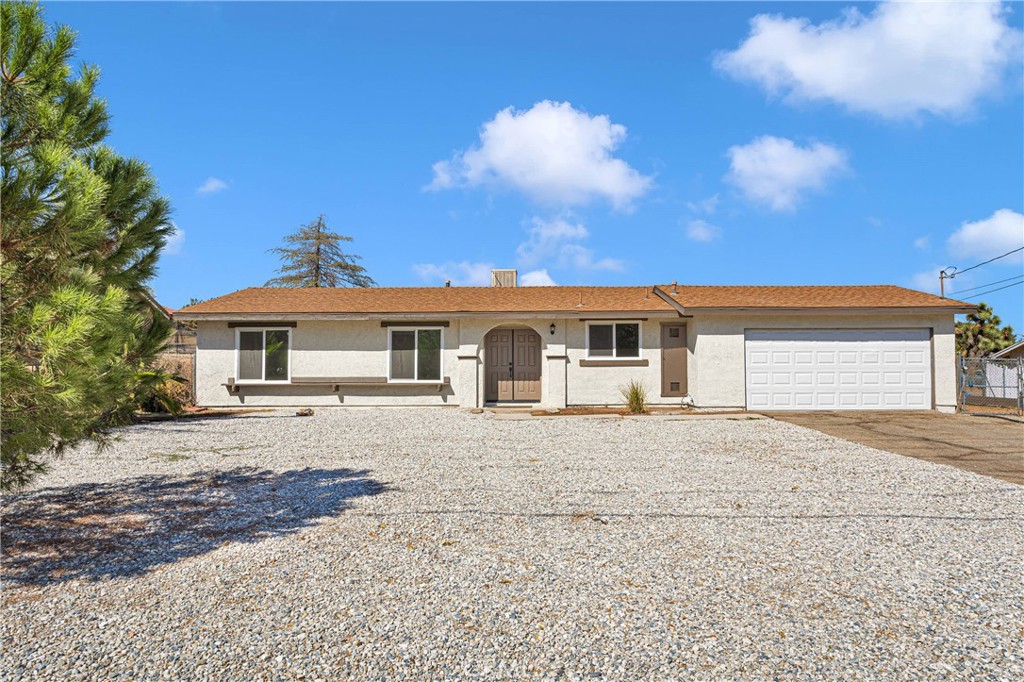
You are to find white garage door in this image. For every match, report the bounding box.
[745,329,932,411]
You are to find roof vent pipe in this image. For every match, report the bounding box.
[445,280,451,288]
[671,281,678,294]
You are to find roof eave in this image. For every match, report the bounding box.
[173,309,680,322]
[681,305,978,315]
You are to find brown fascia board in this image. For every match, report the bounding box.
[173,310,680,322]
[681,305,978,315]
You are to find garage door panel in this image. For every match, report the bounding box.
[745,329,932,411]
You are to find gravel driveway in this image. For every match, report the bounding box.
[3,409,1022,680]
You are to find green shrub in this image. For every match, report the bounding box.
[620,379,649,414]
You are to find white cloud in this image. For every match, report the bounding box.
[164,223,185,255]
[948,209,1024,265]
[910,266,944,295]
[686,194,720,215]
[725,135,848,211]
[686,219,720,243]
[412,261,494,286]
[516,215,623,272]
[520,269,557,286]
[558,243,623,272]
[196,177,228,195]
[427,100,652,209]
[516,215,589,266]
[715,1,1022,119]
[913,236,930,250]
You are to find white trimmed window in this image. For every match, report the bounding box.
[389,328,443,381]
[586,322,641,359]
[236,329,291,382]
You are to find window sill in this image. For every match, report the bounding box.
[579,359,648,367]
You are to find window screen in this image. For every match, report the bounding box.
[391,331,416,380]
[238,331,263,380]
[416,329,441,381]
[264,330,289,380]
[616,324,640,357]
[589,325,614,357]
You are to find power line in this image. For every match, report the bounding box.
[945,246,1024,278]
[962,280,1024,301]
[953,274,1024,295]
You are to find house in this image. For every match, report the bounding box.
[991,339,1024,360]
[174,271,975,412]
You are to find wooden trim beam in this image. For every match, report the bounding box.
[578,359,649,367]
[227,321,297,328]
[380,320,450,327]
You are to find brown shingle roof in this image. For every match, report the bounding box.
[659,285,972,309]
[177,286,674,315]
[175,284,973,317]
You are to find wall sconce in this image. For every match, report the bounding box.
[549,323,556,335]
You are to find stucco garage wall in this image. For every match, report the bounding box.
[195,320,461,407]
[688,312,957,411]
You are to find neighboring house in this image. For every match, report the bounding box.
[162,307,198,353]
[174,271,974,412]
[991,339,1024,360]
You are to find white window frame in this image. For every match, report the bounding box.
[585,320,643,360]
[234,327,292,383]
[387,327,444,383]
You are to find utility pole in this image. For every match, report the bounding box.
[939,267,957,298]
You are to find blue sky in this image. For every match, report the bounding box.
[47,1,1024,329]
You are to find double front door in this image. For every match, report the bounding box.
[485,328,542,402]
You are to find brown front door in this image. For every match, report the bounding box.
[485,328,542,402]
[513,329,542,401]
[485,329,513,401]
[661,324,687,397]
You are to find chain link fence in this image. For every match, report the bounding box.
[958,356,1023,416]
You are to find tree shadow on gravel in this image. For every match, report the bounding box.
[1,467,390,586]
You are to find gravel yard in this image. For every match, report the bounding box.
[3,408,1022,680]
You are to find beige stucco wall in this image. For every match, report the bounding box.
[196,316,684,408]
[195,320,461,407]
[686,312,958,411]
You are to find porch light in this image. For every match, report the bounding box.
[549,323,556,335]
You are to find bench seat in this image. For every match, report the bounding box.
[222,376,451,394]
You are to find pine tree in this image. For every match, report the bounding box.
[1,2,174,490]
[955,302,1017,357]
[266,214,374,288]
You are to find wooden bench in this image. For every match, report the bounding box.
[222,376,451,394]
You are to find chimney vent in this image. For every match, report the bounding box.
[444,280,451,288]
[491,269,518,287]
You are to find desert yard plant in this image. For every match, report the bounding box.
[620,379,649,414]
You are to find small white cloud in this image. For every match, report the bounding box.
[725,135,848,211]
[164,223,185,255]
[196,177,228,195]
[516,215,622,272]
[913,236,930,250]
[910,266,944,295]
[715,1,1022,119]
[686,219,720,243]
[686,194,720,215]
[948,209,1024,265]
[516,215,590,266]
[412,261,494,287]
[558,243,623,272]
[520,269,557,286]
[866,216,883,228]
[427,100,652,209]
